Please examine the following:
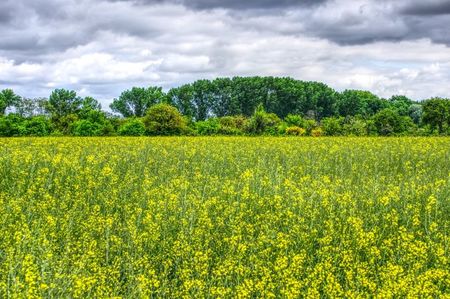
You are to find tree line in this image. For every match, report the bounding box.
[1,76,449,137]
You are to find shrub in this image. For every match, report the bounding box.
[217,116,247,135]
[100,121,116,136]
[219,116,247,129]
[311,128,323,137]
[284,114,305,127]
[24,116,52,136]
[71,120,102,136]
[118,118,146,136]
[372,108,415,136]
[195,118,220,135]
[0,114,26,136]
[321,117,344,136]
[218,126,243,136]
[343,117,368,136]
[303,119,317,136]
[143,103,187,136]
[285,126,306,136]
[247,104,281,135]
[53,113,79,135]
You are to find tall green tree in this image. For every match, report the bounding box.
[408,104,423,125]
[422,98,450,133]
[110,87,165,117]
[389,95,413,116]
[13,97,50,118]
[46,89,83,119]
[191,80,215,121]
[0,89,21,115]
[167,84,196,119]
[337,90,384,117]
[372,108,413,136]
[79,97,102,119]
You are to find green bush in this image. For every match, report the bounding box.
[343,117,368,136]
[53,114,79,135]
[143,103,187,136]
[217,126,243,136]
[321,117,344,136]
[118,118,146,136]
[247,104,281,135]
[24,116,52,136]
[303,119,317,136]
[195,118,220,135]
[71,120,103,136]
[284,114,305,127]
[0,114,26,137]
[217,116,247,135]
[372,108,415,136]
[99,121,115,136]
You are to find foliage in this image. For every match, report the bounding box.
[195,118,220,136]
[110,87,166,117]
[409,104,423,125]
[14,97,48,118]
[321,117,344,136]
[167,77,337,120]
[217,116,247,135]
[0,114,26,136]
[71,120,103,136]
[422,98,450,133]
[143,103,187,136]
[372,108,413,136]
[343,116,368,136]
[0,80,449,136]
[284,114,305,127]
[389,95,413,116]
[79,97,102,118]
[0,89,21,115]
[337,90,386,117]
[247,104,281,135]
[118,118,146,136]
[46,89,83,120]
[311,127,323,137]
[23,116,52,136]
[285,126,306,136]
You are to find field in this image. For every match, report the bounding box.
[0,137,449,298]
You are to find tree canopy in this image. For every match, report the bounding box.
[1,76,449,137]
[110,87,166,117]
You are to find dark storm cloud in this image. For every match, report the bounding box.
[298,0,450,46]
[173,0,326,10]
[401,0,450,15]
[115,0,327,10]
[0,9,13,24]
[106,0,450,46]
[0,1,18,24]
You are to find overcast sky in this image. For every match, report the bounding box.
[1,0,450,107]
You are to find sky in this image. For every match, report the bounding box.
[1,0,450,107]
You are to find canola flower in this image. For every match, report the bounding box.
[0,137,449,298]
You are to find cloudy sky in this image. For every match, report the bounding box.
[1,0,450,107]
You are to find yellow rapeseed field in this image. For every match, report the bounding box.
[0,137,449,298]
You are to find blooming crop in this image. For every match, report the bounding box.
[0,137,448,298]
